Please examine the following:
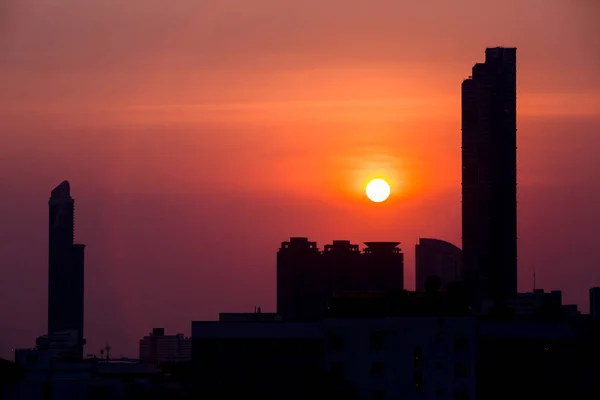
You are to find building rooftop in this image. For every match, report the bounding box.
[327,289,470,317]
[50,180,71,200]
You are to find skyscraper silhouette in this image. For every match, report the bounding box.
[48,181,86,358]
[461,48,517,306]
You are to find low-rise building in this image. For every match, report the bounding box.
[5,349,170,399]
[191,291,476,399]
[477,318,594,398]
[139,328,191,364]
[191,314,323,399]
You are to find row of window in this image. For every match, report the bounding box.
[330,332,470,353]
[331,361,469,380]
[370,387,469,400]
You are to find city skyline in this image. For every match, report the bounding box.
[1,0,599,360]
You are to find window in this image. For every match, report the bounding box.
[330,335,344,352]
[330,362,345,380]
[371,362,385,377]
[414,346,423,368]
[27,353,39,363]
[88,386,112,400]
[454,362,469,379]
[435,361,443,370]
[414,372,423,393]
[371,390,385,400]
[454,336,469,352]
[369,331,386,351]
[453,388,469,400]
[329,361,345,379]
[42,384,51,400]
[436,386,445,397]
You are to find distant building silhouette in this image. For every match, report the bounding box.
[503,289,563,318]
[47,181,86,359]
[139,328,191,364]
[415,238,462,292]
[461,47,518,306]
[277,238,403,321]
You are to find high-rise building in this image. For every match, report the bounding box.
[415,238,462,292]
[322,240,404,294]
[48,181,86,359]
[277,238,324,321]
[461,47,517,305]
[361,242,404,292]
[322,240,362,294]
[276,238,404,321]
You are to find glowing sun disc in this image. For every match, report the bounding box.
[366,179,391,203]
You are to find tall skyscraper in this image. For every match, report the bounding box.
[48,181,86,359]
[415,238,462,292]
[461,47,517,305]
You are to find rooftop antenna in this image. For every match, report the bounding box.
[104,342,112,361]
[533,269,537,290]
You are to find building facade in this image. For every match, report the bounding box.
[191,317,323,398]
[139,328,191,364]
[48,181,86,359]
[192,293,476,400]
[324,316,476,400]
[415,238,462,292]
[277,238,404,321]
[590,287,600,323]
[461,47,518,306]
[8,349,164,400]
[477,319,593,398]
[276,237,324,321]
[503,289,562,317]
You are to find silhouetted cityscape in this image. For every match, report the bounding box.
[2,47,600,400]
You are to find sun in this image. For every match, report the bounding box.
[366,178,391,203]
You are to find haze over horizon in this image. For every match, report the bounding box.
[1,0,599,359]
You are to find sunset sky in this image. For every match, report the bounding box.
[1,0,599,358]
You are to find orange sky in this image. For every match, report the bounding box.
[1,0,599,358]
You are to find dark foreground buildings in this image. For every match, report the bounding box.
[189,289,600,400]
[48,181,86,359]
[461,47,518,307]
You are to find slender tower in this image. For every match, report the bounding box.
[461,48,518,307]
[48,181,86,359]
